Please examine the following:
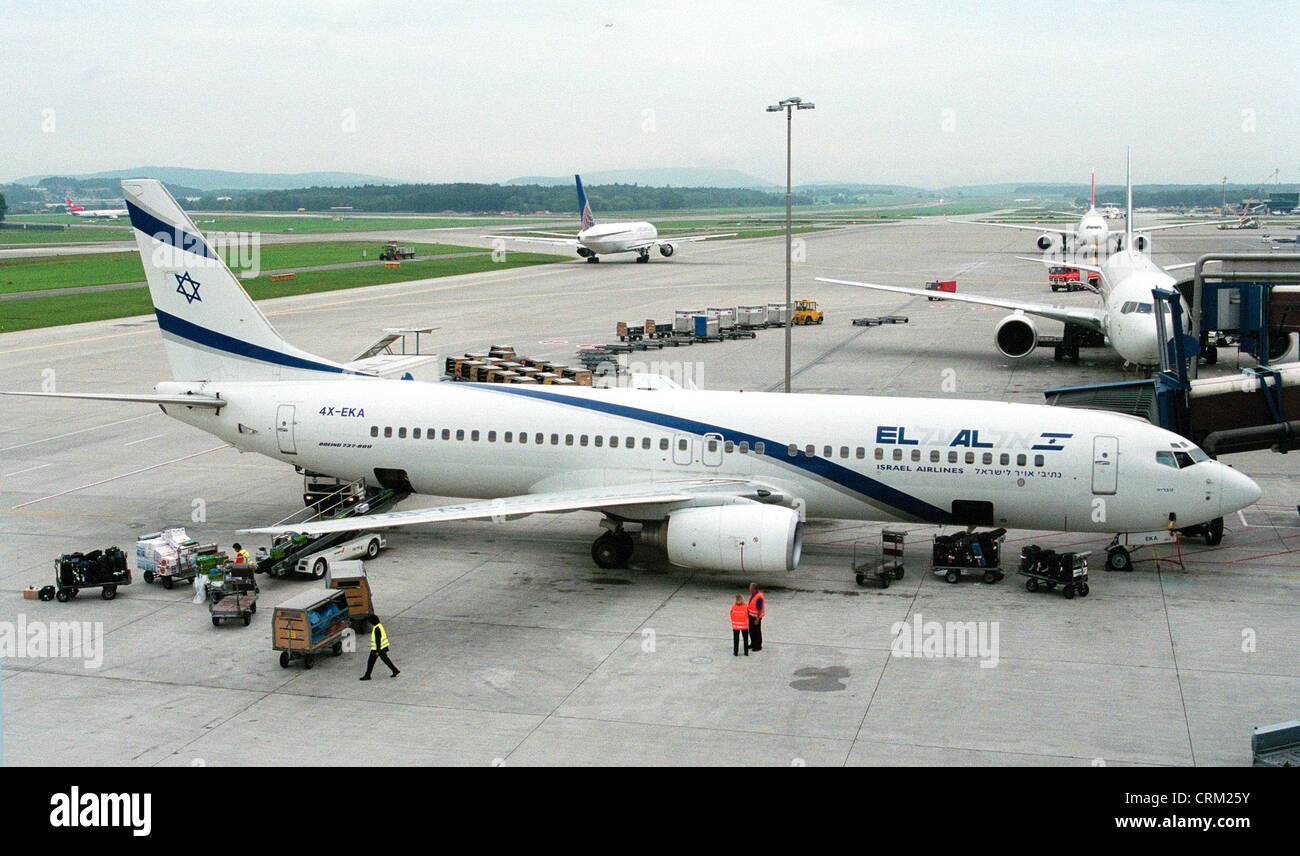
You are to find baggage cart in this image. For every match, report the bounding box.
[272,588,351,669]
[931,528,1006,584]
[1018,546,1090,599]
[209,586,259,626]
[51,547,132,602]
[852,529,906,588]
[327,560,373,628]
[136,529,199,589]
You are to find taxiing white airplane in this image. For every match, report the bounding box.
[821,154,1202,367]
[481,175,734,263]
[65,197,128,219]
[3,179,1260,573]
[955,173,1224,255]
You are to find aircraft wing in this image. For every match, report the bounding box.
[1136,220,1239,233]
[243,478,779,536]
[624,233,738,250]
[816,277,1108,333]
[479,233,580,247]
[949,219,1075,237]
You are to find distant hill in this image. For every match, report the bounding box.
[506,168,778,189]
[11,167,399,191]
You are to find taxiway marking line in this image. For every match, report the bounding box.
[0,412,159,453]
[11,444,230,509]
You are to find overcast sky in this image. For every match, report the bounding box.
[3,0,1296,188]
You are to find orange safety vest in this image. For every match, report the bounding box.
[748,590,765,620]
[730,603,749,630]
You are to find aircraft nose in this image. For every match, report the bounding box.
[1219,464,1262,515]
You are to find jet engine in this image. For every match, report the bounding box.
[1036,234,1054,251]
[994,313,1038,358]
[576,246,593,257]
[1133,234,1148,251]
[641,504,803,572]
[659,243,675,257]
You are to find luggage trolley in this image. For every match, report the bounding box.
[931,528,1006,584]
[852,529,906,588]
[48,547,133,602]
[1018,546,1090,599]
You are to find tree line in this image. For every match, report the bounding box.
[190,183,810,214]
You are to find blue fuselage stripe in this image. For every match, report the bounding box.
[155,309,361,375]
[476,384,952,523]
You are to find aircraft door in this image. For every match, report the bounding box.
[277,405,297,455]
[1091,435,1118,495]
[672,433,694,466]
[701,433,724,467]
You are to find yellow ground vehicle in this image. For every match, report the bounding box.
[793,299,823,325]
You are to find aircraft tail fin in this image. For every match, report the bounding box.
[576,174,596,230]
[1124,148,1134,250]
[65,198,83,212]
[121,179,360,383]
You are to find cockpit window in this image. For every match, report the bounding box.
[1157,449,1206,469]
[1121,302,1154,315]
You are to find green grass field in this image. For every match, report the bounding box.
[0,241,486,296]
[0,224,134,245]
[0,250,564,333]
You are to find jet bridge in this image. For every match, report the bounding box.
[1046,257,1300,457]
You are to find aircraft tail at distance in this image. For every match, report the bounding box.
[576,174,596,230]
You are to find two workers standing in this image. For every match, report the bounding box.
[729,583,765,656]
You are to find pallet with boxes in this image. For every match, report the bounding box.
[445,345,591,386]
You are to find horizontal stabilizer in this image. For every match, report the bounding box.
[0,390,225,408]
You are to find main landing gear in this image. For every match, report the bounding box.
[636,249,650,263]
[592,526,635,569]
[585,255,601,263]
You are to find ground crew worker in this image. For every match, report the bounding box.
[232,543,251,564]
[360,614,400,680]
[747,583,765,652]
[730,595,750,656]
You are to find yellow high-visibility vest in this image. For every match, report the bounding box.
[371,623,389,651]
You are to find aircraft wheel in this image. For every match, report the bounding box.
[1204,517,1224,546]
[592,532,623,569]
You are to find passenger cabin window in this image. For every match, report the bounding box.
[911,449,921,462]
[660,438,669,450]
[1034,454,1044,467]
[456,429,465,441]
[384,427,393,438]
[948,451,958,464]
[370,426,379,437]
[892,448,903,461]
[874,448,883,461]
[754,442,765,455]
[1016,453,1026,466]
[930,450,940,463]
[471,430,479,441]
[788,443,798,457]
[856,447,865,459]
[442,429,451,440]
[412,428,421,439]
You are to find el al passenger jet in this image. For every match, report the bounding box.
[4,180,1260,573]
[482,175,735,264]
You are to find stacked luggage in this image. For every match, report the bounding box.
[1018,545,1090,599]
[136,528,200,589]
[50,546,132,601]
[931,528,1007,584]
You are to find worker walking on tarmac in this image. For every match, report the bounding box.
[360,614,400,680]
[748,583,766,652]
[730,595,750,656]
